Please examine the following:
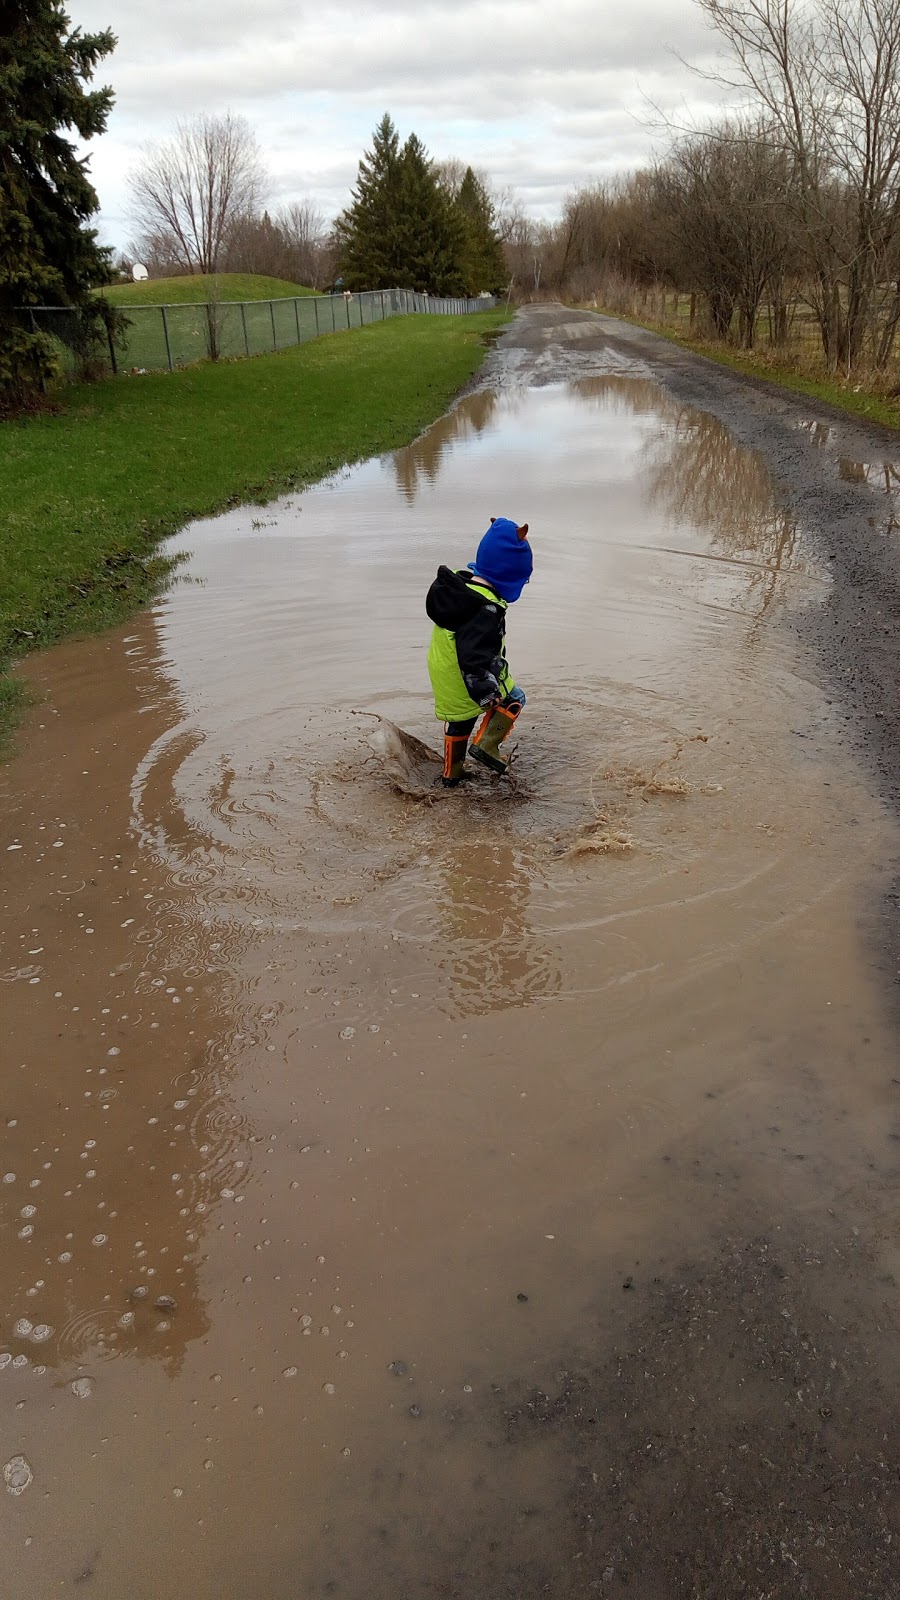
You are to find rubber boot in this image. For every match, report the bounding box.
[442,733,470,788]
[469,700,521,775]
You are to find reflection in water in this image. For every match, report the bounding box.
[572,376,802,625]
[839,457,900,492]
[645,406,800,622]
[392,389,499,500]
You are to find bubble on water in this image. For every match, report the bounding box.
[118,1313,134,1329]
[12,1356,28,1369]
[174,1100,188,1110]
[220,1188,235,1200]
[323,1383,335,1395]
[14,1319,33,1339]
[283,1366,298,1378]
[203,1459,213,1470]
[299,1315,312,1328]
[4,1457,32,1496]
[316,1255,325,1264]
[0,1354,11,1370]
[331,1305,341,1315]
[58,1252,72,1264]
[107,1048,120,1057]
[19,1206,36,1219]
[172,1487,184,1498]
[30,1325,52,1344]
[18,1227,33,1240]
[3,1174,16,1185]
[71,1377,94,1399]
[92,1234,108,1247]
[338,1027,355,1041]
[84,1140,96,1150]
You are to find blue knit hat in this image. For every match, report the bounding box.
[468,517,533,604]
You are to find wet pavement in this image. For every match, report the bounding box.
[2,305,900,1597]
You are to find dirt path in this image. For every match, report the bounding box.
[1,304,899,1598]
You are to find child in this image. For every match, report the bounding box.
[426,516,532,787]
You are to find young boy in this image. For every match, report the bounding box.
[426,516,532,787]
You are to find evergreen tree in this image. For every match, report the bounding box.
[394,134,466,296]
[455,167,507,295]
[0,1,116,408]
[336,113,404,290]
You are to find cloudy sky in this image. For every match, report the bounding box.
[73,0,730,250]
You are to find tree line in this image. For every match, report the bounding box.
[504,0,900,376]
[6,0,900,410]
[127,111,508,300]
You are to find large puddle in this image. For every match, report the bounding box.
[3,345,900,1595]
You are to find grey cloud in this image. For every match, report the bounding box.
[73,0,730,245]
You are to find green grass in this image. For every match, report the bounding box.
[0,309,510,751]
[103,273,316,305]
[599,307,900,432]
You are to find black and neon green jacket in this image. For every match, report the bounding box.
[426,566,516,722]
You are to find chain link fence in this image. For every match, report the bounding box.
[14,289,496,382]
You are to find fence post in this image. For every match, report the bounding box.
[240,302,249,356]
[269,300,277,351]
[106,322,118,376]
[294,298,301,344]
[345,295,351,329]
[331,297,336,332]
[161,306,173,370]
[314,297,320,335]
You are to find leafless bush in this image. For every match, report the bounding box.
[129,112,266,276]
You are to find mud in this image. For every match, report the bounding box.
[2,306,900,1597]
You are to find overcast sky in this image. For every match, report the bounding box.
[73,0,730,251]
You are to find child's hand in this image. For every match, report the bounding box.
[464,670,501,707]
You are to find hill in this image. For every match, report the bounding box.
[103,273,317,305]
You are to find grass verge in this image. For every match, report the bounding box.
[0,308,510,752]
[593,308,900,433]
[103,273,316,305]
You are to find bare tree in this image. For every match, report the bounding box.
[655,121,795,345]
[279,200,327,286]
[129,112,266,276]
[696,0,900,370]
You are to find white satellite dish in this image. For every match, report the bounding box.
[132,263,149,282]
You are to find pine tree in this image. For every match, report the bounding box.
[336,113,404,290]
[0,1,116,407]
[394,135,466,296]
[456,167,507,295]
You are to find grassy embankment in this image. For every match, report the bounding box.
[100,274,321,369]
[103,273,317,305]
[594,305,900,432]
[0,308,510,750]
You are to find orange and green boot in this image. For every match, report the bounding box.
[469,700,521,775]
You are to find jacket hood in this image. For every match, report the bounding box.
[426,565,505,631]
[468,517,532,603]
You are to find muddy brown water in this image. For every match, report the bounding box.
[3,312,900,1596]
